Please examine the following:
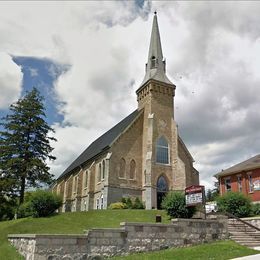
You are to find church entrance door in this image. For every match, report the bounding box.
[156,175,168,209]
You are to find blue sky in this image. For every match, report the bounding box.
[0,2,260,189]
[0,57,67,126]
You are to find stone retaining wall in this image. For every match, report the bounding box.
[242,217,260,229]
[9,217,228,260]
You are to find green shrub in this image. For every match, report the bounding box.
[132,197,145,209]
[216,192,252,218]
[108,202,127,209]
[30,190,62,217]
[251,203,260,216]
[121,198,127,204]
[17,201,34,218]
[162,191,196,218]
[126,197,133,209]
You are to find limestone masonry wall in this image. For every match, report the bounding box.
[9,217,228,260]
[242,217,260,229]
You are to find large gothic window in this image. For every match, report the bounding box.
[129,159,136,179]
[156,136,169,164]
[119,158,126,178]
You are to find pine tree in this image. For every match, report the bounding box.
[0,88,56,205]
[206,189,213,202]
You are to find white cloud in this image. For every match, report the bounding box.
[1,2,260,191]
[0,52,23,109]
[29,67,38,77]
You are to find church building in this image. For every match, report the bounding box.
[52,13,199,211]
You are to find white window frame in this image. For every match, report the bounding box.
[224,177,231,192]
[248,173,254,193]
[237,175,242,192]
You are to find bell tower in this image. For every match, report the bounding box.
[137,12,180,209]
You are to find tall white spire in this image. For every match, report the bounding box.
[141,12,173,86]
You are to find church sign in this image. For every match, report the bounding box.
[185,185,205,206]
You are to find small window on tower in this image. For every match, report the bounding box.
[151,56,156,68]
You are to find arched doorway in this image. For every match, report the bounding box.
[157,175,168,209]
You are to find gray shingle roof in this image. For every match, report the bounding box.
[215,154,260,177]
[57,109,140,180]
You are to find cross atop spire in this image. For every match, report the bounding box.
[141,12,173,86]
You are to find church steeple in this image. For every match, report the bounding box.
[141,12,173,86]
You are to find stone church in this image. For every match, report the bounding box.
[52,13,199,211]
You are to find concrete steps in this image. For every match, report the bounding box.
[228,219,260,248]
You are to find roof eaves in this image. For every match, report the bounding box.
[215,164,260,178]
[178,135,194,162]
[57,147,110,182]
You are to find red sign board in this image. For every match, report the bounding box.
[185,185,205,206]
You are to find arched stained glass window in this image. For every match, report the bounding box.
[129,160,136,179]
[157,175,168,192]
[156,136,169,164]
[119,158,126,178]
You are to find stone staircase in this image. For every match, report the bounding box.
[228,218,260,248]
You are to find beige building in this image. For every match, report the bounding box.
[52,13,199,211]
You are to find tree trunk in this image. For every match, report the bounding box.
[20,176,26,205]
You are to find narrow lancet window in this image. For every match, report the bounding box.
[119,158,126,178]
[129,160,136,179]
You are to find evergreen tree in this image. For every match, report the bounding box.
[206,189,213,202]
[0,88,56,205]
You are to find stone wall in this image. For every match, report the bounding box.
[242,217,260,229]
[8,234,88,260]
[9,217,228,260]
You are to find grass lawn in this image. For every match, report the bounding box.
[114,240,259,260]
[0,210,259,260]
[0,209,169,259]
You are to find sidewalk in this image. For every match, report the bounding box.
[231,253,260,260]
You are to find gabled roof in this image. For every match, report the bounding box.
[57,109,141,180]
[215,154,260,178]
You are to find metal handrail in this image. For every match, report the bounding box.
[224,212,260,232]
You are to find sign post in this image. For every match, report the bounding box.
[185,185,206,219]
